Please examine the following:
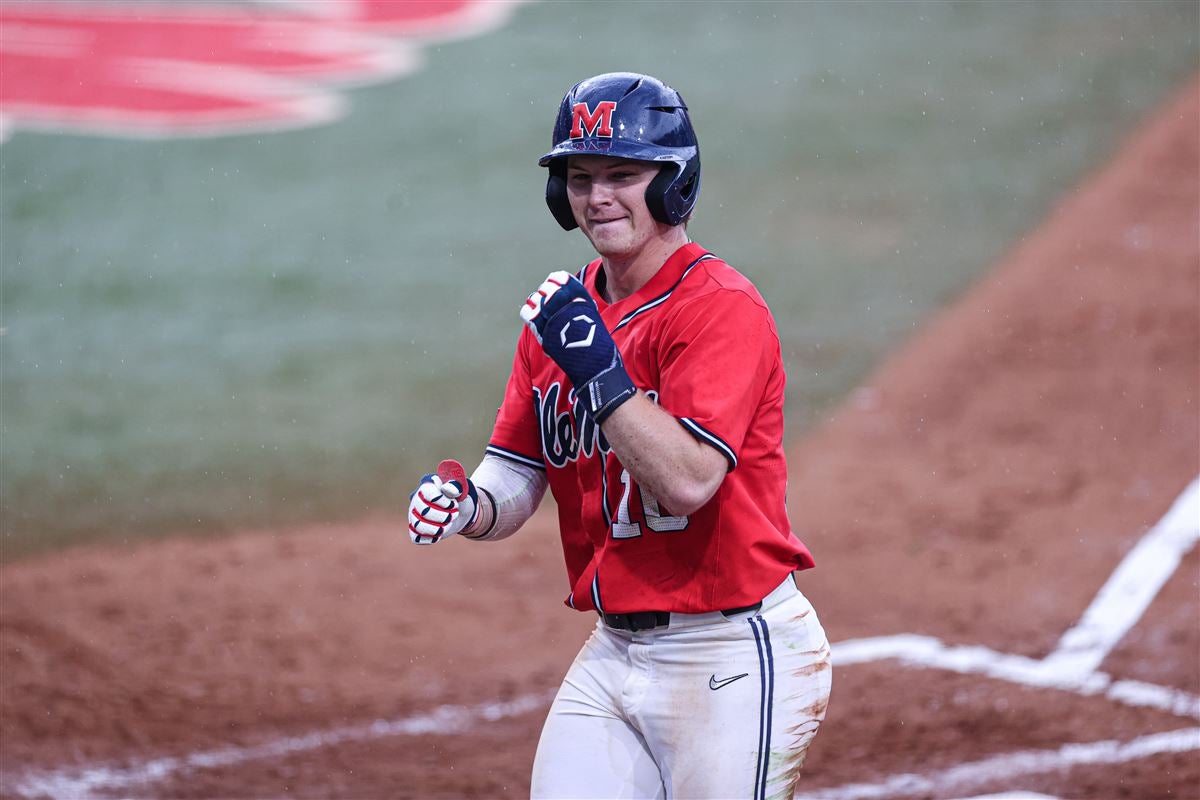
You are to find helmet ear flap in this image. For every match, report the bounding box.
[545,161,578,231]
[645,164,673,225]
[645,157,700,225]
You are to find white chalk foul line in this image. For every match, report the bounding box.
[830,476,1200,720]
[10,691,553,799]
[793,726,1200,800]
[1043,476,1200,678]
[814,477,1200,799]
[832,634,1200,719]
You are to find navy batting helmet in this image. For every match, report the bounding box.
[539,72,701,231]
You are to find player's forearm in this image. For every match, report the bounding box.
[462,454,548,541]
[600,392,726,517]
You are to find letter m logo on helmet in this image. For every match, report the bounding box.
[569,101,617,139]
[541,73,701,231]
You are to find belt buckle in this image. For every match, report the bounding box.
[627,611,660,632]
[605,611,669,632]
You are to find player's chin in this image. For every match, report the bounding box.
[585,226,634,257]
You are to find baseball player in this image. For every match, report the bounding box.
[407,72,831,799]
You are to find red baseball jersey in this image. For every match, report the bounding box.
[487,242,815,614]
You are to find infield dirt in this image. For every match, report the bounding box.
[2,77,1197,799]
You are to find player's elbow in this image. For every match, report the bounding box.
[655,442,728,516]
[657,474,723,518]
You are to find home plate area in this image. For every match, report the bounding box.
[797,478,1200,800]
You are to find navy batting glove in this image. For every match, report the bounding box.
[520,271,636,423]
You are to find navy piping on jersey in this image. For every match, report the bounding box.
[612,253,716,332]
[678,418,737,470]
[749,615,775,800]
[485,444,545,471]
[599,452,613,527]
[575,253,718,334]
[590,572,604,614]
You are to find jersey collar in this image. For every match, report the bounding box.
[582,241,711,315]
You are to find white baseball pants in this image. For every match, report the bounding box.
[530,575,832,799]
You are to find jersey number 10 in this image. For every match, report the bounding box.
[612,468,689,538]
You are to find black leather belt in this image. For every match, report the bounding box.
[602,601,763,632]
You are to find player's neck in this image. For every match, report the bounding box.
[598,229,690,303]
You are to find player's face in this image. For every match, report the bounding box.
[565,156,665,259]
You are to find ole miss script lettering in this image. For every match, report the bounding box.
[487,243,815,616]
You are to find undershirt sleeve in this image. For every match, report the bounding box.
[461,454,548,541]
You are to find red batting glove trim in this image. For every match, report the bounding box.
[417,487,449,509]
[408,522,441,542]
[411,505,451,527]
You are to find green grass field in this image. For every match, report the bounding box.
[2,1,1196,558]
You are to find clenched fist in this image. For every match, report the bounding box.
[407,470,478,545]
[520,271,636,423]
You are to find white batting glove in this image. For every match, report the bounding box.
[407,472,478,545]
